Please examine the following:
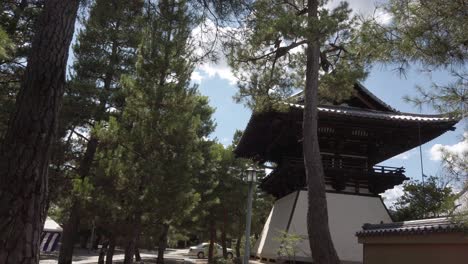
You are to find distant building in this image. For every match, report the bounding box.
[235,83,458,263]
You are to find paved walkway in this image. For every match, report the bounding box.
[40,248,200,264]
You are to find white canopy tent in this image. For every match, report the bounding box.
[41,217,62,252]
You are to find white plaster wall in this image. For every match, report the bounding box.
[255,190,392,263]
[253,191,299,259]
[289,191,392,262]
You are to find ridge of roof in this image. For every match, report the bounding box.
[286,103,457,123]
[355,82,398,112]
[287,83,399,112]
[356,217,465,237]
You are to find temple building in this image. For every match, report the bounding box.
[234,84,458,264]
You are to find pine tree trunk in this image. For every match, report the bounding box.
[98,239,109,264]
[156,224,169,264]
[58,13,117,260]
[208,219,216,264]
[303,1,340,263]
[105,236,116,264]
[57,201,81,264]
[0,1,79,263]
[134,230,141,262]
[235,215,243,259]
[235,235,241,259]
[135,247,141,262]
[58,135,99,264]
[123,212,142,264]
[221,207,228,258]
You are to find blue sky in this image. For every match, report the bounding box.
[195,64,465,175]
[187,0,467,206]
[68,0,465,206]
[193,62,466,205]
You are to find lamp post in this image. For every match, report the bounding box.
[244,167,257,264]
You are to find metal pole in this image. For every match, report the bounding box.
[244,181,254,264]
[418,122,425,185]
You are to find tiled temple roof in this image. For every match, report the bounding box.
[286,103,456,123]
[356,217,465,237]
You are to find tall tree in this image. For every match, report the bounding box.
[358,0,467,117]
[391,177,457,221]
[91,1,216,263]
[57,1,143,263]
[0,1,44,136]
[0,0,80,263]
[227,1,369,263]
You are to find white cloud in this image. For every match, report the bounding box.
[374,9,393,25]
[189,1,394,86]
[198,63,237,85]
[191,71,204,84]
[190,19,239,85]
[381,184,404,207]
[429,133,468,161]
[326,0,382,15]
[325,0,392,25]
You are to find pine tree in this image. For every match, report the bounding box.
[0,0,79,263]
[358,0,467,117]
[227,1,370,263]
[56,1,143,263]
[92,1,216,263]
[0,1,44,136]
[391,177,457,221]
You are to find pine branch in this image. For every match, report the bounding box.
[237,39,308,63]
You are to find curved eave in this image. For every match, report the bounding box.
[234,111,281,161]
[235,107,458,161]
[288,103,458,123]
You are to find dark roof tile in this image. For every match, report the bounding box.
[356,217,465,237]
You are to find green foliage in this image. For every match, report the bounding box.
[226,0,370,112]
[274,230,305,264]
[438,133,468,185]
[71,177,94,200]
[47,0,144,226]
[90,0,218,247]
[391,177,457,221]
[358,0,467,117]
[0,26,12,59]
[404,75,467,118]
[359,0,467,68]
[0,1,44,137]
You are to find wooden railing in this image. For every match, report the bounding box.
[283,156,406,177]
[372,165,405,175]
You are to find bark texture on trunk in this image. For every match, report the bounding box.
[134,247,141,262]
[58,18,116,260]
[58,136,99,264]
[156,224,169,264]
[98,239,109,264]
[0,1,79,263]
[208,219,216,264]
[235,234,241,259]
[105,236,116,264]
[303,1,340,263]
[123,212,142,264]
[221,207,228,258]
[57,201,81,264]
